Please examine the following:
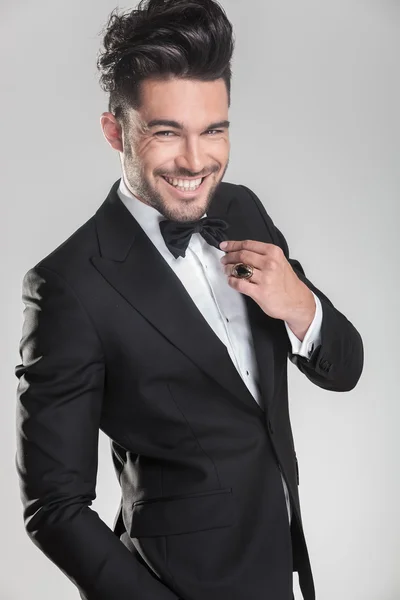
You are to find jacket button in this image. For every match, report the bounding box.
[320,359,332,372]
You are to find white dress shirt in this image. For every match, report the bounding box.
[117,176,323,523]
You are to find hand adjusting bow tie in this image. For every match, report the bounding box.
[159,216,229,258]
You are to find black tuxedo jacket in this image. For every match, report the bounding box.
[15,180,363,600]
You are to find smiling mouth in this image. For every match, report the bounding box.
[162,173,209,192]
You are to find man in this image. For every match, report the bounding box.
[15,0,363,599]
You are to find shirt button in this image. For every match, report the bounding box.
[226,317,229,322]
[246,370,249,375]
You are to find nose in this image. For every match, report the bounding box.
[175,136,207,175]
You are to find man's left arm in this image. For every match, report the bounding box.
[284,291,322,360]
[241,184,364,392]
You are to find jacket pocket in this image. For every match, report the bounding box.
[130,487,236,538]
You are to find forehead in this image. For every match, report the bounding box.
[136,77,229,127]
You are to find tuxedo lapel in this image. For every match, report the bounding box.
[91,179,277,418]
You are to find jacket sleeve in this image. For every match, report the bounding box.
[239,184,364,392]
[15,266,180,600]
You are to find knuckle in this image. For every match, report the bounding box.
[269,259,278,270]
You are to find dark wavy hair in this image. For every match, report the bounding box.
[96,0,235,128]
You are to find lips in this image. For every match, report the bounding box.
[161,173,210,194]
[162,175,206,185]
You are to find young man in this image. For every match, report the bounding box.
[15,1,363,599]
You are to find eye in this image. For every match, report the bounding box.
[154,130,176,137]
[154,129,225,137]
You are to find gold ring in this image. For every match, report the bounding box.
[231,263,254,279]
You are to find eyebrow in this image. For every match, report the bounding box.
[146,119,230,130]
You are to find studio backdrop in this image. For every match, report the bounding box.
[2,1,399,599]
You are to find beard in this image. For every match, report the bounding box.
[122,142,229,223]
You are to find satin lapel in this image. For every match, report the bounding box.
[91,180,276,417]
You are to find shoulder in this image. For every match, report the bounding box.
[36,216,97,271]
[218,181,279,244]
[23,209,99,295]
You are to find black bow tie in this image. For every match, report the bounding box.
[159,216,229,258]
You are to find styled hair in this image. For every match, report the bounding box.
[96,0,235,128]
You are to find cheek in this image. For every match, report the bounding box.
[145,143,177,171]
[214,138,230,160]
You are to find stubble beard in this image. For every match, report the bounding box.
[122,143,228,223]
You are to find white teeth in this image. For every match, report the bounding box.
[164,176,203,191]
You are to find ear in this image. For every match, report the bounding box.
[100,112,123,152]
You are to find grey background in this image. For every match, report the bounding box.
[2,1,399,598]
